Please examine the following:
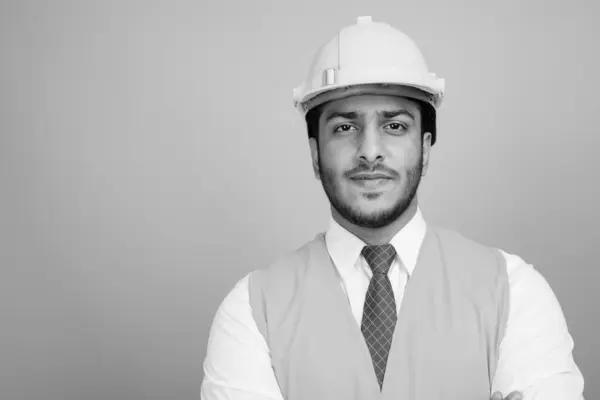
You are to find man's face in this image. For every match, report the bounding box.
[309,94,432,229]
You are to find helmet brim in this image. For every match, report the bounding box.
[297,83,441,115]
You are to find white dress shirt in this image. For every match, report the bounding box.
[200,208,585,400]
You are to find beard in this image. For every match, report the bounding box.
[318,151,423,229]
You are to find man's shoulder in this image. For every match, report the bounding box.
[426,223,510,276]
[248,233,327,286]
[429,223,498,253]
[274,233,326,266]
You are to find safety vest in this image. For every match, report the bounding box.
[249,225,510,400]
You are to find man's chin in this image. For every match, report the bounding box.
[343,206,399,229]
[350,216,396,229]
[353,197,395,213]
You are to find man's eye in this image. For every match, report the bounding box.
[333,124,356,133]
[386,122,408,131]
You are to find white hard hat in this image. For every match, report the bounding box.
[293,16,445,117]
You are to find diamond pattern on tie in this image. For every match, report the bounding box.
[361,244,397,390]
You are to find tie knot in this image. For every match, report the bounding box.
[362,244,396,275]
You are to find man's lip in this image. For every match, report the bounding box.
[350,174,392,180]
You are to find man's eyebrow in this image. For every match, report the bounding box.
[324,109,416,123]
[324,111,360,122]
[378,109,415,120]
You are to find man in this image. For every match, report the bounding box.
[200,16,585,400]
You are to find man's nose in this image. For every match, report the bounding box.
[357,123,384,164]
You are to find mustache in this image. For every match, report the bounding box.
[344,163,399,178]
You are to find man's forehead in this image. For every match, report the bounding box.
[321,94,420,115]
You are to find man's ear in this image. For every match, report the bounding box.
[421,131,432,177]
[309,137,321,180]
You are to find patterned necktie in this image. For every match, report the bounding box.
[361,244,398,390]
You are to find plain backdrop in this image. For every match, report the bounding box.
[1,0,598,399]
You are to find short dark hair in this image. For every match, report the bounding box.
[305,99,437,145]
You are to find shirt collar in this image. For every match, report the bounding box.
[325,207,427,276]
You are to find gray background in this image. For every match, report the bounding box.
[1,0,598,399]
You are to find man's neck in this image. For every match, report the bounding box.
[331,198,419,246]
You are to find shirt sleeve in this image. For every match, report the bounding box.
[200,274,284,400]
[492,250,585,400]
